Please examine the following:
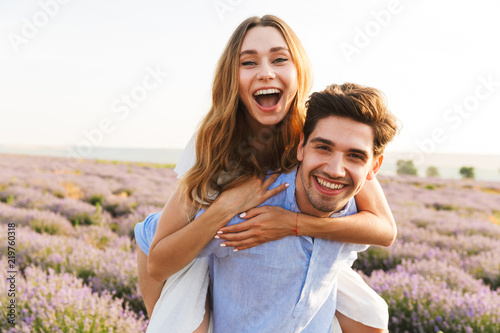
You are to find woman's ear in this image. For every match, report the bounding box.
[366,154,383,180]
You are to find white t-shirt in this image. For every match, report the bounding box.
[173,133,197,179]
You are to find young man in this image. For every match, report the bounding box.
[196,83,399,332]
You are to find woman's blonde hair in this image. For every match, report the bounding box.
[181,15,312,207]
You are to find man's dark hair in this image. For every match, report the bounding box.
[303,83,399,157]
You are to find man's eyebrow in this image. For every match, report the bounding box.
[349,148,370,159]
[310,137,370,158]
[240,46,290,57]
[310,137,333,146]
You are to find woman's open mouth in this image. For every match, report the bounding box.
[253,88,283,110]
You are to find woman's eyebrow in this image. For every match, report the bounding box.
[270,46,289,53]
[240,46,289,57]
[240,49,257,56]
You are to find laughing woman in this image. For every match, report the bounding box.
[135,15,393,333]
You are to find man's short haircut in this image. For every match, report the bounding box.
[303,83,399,158]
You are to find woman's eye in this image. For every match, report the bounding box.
[273,57,288,63]
[241,61,256,66]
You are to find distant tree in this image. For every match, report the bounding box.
[397,159,418,176]
[459,166,475,179]
[426,166,440,178]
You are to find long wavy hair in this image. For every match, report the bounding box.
[181,15,312,207]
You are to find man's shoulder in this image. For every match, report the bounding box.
[266,167,297,188]
[262,168,297,209]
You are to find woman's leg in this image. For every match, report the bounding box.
[136,244,164,318]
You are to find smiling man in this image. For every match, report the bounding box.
[198,83,399,332]
[295,84,391,218]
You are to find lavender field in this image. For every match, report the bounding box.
[1,154,499,332]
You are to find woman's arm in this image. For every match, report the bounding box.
[147,173,288,282]
[136,245,164,318]
[300,177,396,245]
[216,177,396,250]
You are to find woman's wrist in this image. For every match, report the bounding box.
[282,208,300,237]
[209,198,239,228]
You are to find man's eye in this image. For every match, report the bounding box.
[350,154,364,160]
[316,145,329,151]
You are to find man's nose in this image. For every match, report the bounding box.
[323,153,346,178]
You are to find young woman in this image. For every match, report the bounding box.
[136,15,394,333]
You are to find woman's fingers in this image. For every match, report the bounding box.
[216,206,291,250]
[219,232,265,251]
[217,228,253,242]
[239,207,266,219]
[226,238,262,251]
[218,220,252,234]
[262,172,281,188]
[264,182,289,201]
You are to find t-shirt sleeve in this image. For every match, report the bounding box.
[134,212,162,255]
[173,132,197,179]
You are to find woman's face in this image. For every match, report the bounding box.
[238,26,298,133]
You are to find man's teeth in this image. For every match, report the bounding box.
[254,88,281,96]
[316,177,345,190]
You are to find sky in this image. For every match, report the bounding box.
[1,0,499,161]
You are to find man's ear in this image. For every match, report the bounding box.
[297,133,305,162]
[366,154,383,180]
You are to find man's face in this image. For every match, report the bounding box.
[295,115,383,217]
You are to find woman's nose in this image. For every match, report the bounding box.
[257,61,276,81]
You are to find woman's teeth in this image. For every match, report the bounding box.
[316,177,345,190]
[253,88,282,108]
[253,88,281,96]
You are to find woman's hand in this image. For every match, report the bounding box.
[216,206,296,251]
[214,173,289,217]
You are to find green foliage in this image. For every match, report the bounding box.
[426,166,440,177]
[459,166,475,179]
[89,194,104,206]
[29,219,62,235]
[397,159,418,176]
[352,246,399,274]
[70,214,93,226]
[430,203,456,211]
[0,193,14,204]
